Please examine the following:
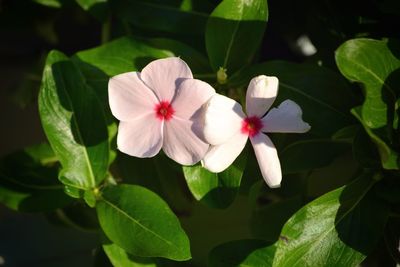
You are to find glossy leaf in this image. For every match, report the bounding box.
[273,174,389,267]
[208,239,275,266]
[39,50,109,190]
[352,106,399,169]
[230,60,356,137]
[206,0,268,73]
[336,38,400,129]
[73,36,210,78]
[0,143,71,212]
[182,149,247,209]
[97,184,191,261]
[112,0,208,35]
[280,139,350,174]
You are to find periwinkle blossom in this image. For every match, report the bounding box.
[108,57,215,165]
[202,75,310,188]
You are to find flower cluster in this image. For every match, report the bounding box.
[108,57,310,188]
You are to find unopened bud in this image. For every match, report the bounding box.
[217,67,228,84]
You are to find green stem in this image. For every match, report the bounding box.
[101,16,112,44]
[194,73,216,79]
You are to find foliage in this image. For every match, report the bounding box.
[1,0,400,266]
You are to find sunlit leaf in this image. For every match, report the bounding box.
[97,184,191,261]
[39,50,109,190]
[336,38,400,129]
[206,0,268,73]
[183,148,247,209]
[273,173,389,267]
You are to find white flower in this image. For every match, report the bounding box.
[202,75,311,188]
[108,57,215,165]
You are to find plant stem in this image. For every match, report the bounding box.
[101,16,112,44]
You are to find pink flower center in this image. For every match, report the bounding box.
[155,101,174,121]
[241,116,263,137]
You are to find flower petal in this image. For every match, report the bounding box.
[108,72,158,121]
[140,57,193,101]
[261,99,311,133]
[246,75,279,117]
[172,79,215,120]
[250,133,281,188]
[163,118,209,165]
[203,94,246,145]
[202,132,248,173]
[117,115,163,158]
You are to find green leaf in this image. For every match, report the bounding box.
[205,0,268,73]
[280,139,350,174]
[273,173,389,267]
[0,143,71,212]
[33,0,63,8]
[97,184,191,261]
[182,149,247,209]
[112,0,208,35]
[145,38,212,73]
[352,106,399,169]
[73,36,210,78]
[73,38,168,79]
[103,242,157,267]
[39,50,109,190]
[230,61,357,137]
[335,38,400,129]
[208,239,275,266]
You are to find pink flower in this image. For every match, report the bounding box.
[202,75,310,188]
[108,57,215,165]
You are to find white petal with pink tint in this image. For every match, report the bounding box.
[262,99,311,133]
[203,94,246,145]
[250,133,282,188]
[202,132,248,173]
[172,79,215,120]
[140,57,193,101]
[246,75,279,117]
[117,115,163,158]
[163,118,209,165]
[108,72,158,121]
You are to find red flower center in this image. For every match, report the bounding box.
[155,101,174,121]
[241,116,263,137]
